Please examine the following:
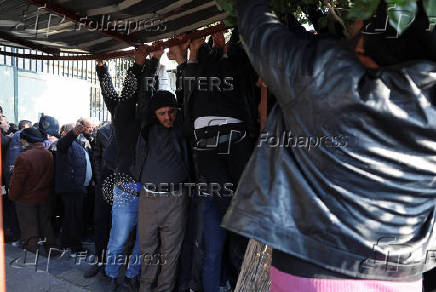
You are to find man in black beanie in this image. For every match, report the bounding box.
[148,90,179,128]
[9,127,56,254]
[127,87,190,292]
[97,45,190,292]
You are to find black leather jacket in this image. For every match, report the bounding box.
[222,0,436,280]
[94,123,113,186]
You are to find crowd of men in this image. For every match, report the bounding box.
[1,112,102,257]
[1,28,262,292]
[3,0,436,291]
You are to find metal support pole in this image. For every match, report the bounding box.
[11,48,18,124]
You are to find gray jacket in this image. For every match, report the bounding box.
[222,0,436,280]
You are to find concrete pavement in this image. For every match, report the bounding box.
[4,243,127,292]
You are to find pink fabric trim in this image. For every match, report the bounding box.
[270,266,422,292]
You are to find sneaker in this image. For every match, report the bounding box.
[11,240,21,248]
[122,275,140,291]
[108,277,119,292]
[83,264,102,278]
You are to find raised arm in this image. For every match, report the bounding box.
[112,63,146,126]
[56,123,84,153]
[114,45,161,128]
[96,63,117,114]
[96,57,146,115]
[236,0,319,108]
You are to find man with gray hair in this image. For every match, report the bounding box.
[55,121,92,256]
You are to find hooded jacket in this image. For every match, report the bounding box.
[222,0,436,281]
[97,59,190,182]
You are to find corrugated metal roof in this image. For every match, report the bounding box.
[0,0,227,54]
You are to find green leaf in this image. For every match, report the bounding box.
[214,0,237,26]
[387,0,417,35]
[423,0,436,31]
[348,0,380,20]
[223,17,236,26]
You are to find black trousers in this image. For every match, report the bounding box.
[193,135,255,289]
[4,188,21,242]
[94,184,112,263]
[60,192,85,251]
[193,136,255,214]
[15,201,56,252]
[424,268,436,292]
[84,184,95,238]
[177,195,204,292]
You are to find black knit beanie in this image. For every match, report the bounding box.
[20,127,44,143]
[149,90,178,113]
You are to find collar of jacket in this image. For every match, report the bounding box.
[28,142,45,149]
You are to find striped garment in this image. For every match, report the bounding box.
[270,266,422,292]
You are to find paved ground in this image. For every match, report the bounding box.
[4,243,129,292]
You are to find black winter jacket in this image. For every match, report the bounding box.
[222,0,436,281]
[97,60,158,179]
[97,58,190,182]
[55,130,88,194]
[94,123,113,187]
[181,40,260,138]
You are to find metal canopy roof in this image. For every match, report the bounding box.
[0,0,227,55]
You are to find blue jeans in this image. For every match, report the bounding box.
[202,196,227,292]
[105,186,141,279]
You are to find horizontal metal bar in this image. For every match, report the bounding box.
[0,31,59,55]
[0,23,230,60]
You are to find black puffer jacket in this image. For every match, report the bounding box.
[222,0,436,281]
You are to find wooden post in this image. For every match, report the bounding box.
[234,79,272,292]
[0,134,6,292]
[235,240,272,292]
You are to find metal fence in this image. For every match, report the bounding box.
[0,45,132,122]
